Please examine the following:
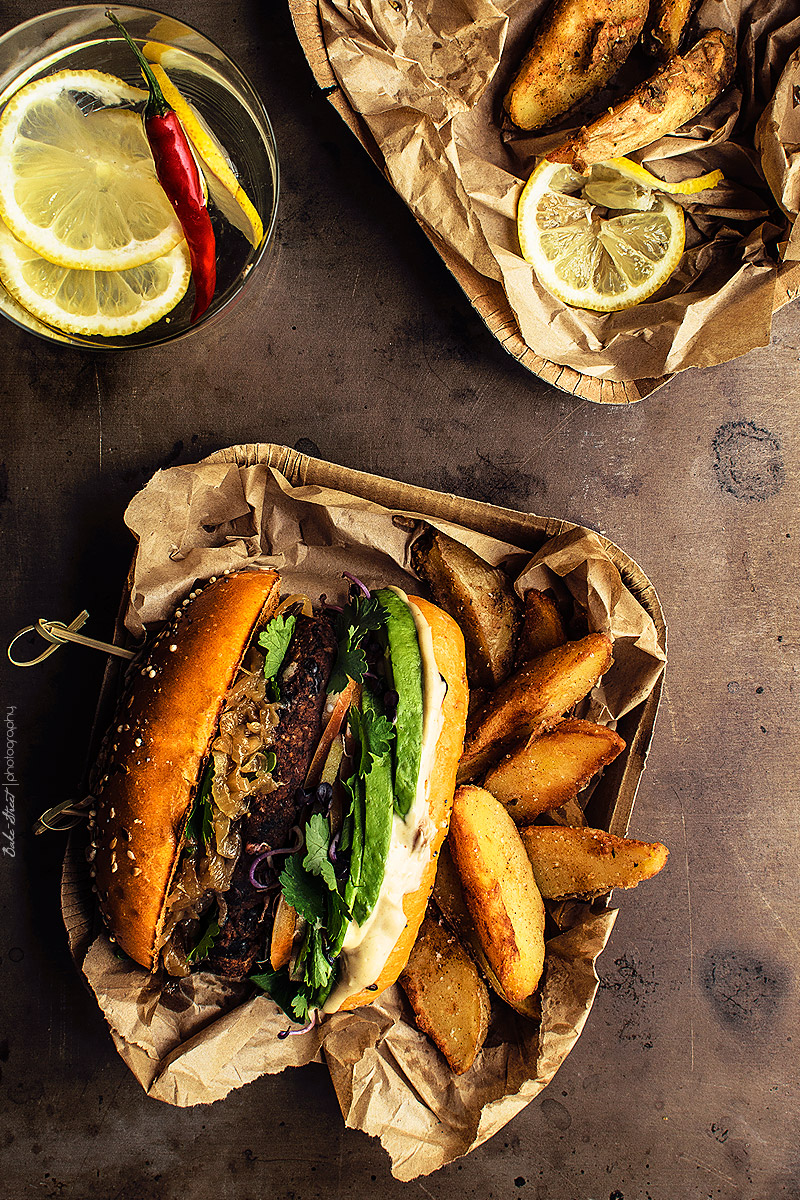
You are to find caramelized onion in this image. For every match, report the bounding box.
[158,639,281,975]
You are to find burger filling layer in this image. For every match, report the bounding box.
[323,594,446,1012]
[158,648,280,976]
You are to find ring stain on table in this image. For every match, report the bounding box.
[712,421,785,501]
[702,945,790,1029]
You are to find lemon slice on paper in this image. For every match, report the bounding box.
[142,47,263,246]
[0,218,191,337]
[0,69,184,270]
[517,159,686,312]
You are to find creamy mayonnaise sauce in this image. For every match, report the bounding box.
[322,589,446,1013]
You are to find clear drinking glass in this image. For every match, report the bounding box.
[0,5,279,348]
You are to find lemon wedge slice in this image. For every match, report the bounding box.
[517,158,686,312]
[142,46,263,246]
[0,217,191,337]
[605,156,725,196]
[0,69,184,270]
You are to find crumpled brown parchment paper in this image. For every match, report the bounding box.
[63,456,665,1179]
[315,0,800,381]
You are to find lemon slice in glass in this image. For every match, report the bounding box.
[517,158,687,312]
[0,69,184,271]
[0,217,191,337]
[142,47,263,247]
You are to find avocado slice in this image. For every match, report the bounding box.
[351,688,395,926]
[375,588,424,819]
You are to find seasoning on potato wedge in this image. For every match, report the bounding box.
[411,525,521,690]
[547,29,736,172]
[457,632,614,784]
[399,911,491,1075]
[504,0,649,131]
[485,718,625,823]
[433,840,541,1019]
[520,824,669,899]
[516,589,567,666]
[448,785,546,1010]
[644,0,695,61]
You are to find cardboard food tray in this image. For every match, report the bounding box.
[60,444,666,1173]
[288,0,800,405]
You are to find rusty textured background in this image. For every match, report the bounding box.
[1,3,799,1199]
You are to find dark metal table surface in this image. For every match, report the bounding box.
[2,3,798,1199]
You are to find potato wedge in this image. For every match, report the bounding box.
[485,718,625,823]
[433,840,540,1019]
[547,29,736,172]
[644,0,694,61]
[400,911,491,1075]
[516,589,567,665]
[520,824,669,899]
[449,785,545,1009]
[457,632,614,784]
[411,526,521,689]
[504,0,649,131]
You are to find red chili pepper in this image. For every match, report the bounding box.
[106,11,216,323]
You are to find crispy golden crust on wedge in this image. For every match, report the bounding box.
[92,570,280,969]
[520,823,669,898]
[547,29,736,171]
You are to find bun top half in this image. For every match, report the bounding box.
[92,570,280,969]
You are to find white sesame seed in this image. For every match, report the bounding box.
[210,576,217,582]
[126,850,135,860]
[132,867,141,877]
[110,837,117,849]
[134,737,142,746]
[109,807,115,818]
[148,669,156,678]
[111,863,118,873]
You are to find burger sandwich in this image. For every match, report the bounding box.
[88,568,468,1025]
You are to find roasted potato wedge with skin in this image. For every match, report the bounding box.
[433,840,540,1019]
[457,632,614,784]
[644,0,695,61]
[449,786,546,1009]
[411,526,521,689]
[516,589,567,666]
[547,29,736,172]
[400,911,491,1075]
[521,824,669,899]
[485,718,625,824]
[504,0,649,131]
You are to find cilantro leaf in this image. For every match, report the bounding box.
[302,813,339,894]
[291,989,313,1022]
[186,910,220,965]
[328,593,386,693]
[258,614,297,699]
[349,703,394,776]
[279,853,325,926]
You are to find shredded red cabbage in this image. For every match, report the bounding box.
[342,571,370,597]
[277,1010,317,1039]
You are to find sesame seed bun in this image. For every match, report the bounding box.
[92,570,280,970]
